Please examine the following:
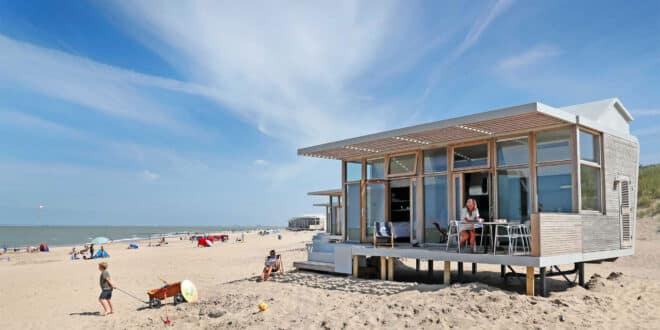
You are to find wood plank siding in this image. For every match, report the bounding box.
[532,213,583,256]
[601,133,639,249]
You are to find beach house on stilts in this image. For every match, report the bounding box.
[294,98,639,296]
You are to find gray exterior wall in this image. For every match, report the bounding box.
[581,133,638,252]
[537,133,639,257]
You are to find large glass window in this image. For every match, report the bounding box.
[346,161,362,182]
[580,165,601,211]
[537,164,573,212]
[366,158,385,180]
[424,176,448,243]
[453,144,488,169]
[388,154,416,175]
[424,148,447,173]
[346,183,361,241]
[536,129,571,163]
[497,138,529,166]
[366,183,385,236]
[579,130,600,163]
[497,168,530,221]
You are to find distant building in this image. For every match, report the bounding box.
[287,215,325,231]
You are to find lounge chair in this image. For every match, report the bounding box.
[432,222,448,243]
[373,222,410,248]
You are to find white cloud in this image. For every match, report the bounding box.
[104,1,412,145]
[497,44,562,72]
[141,170,160,182]
[253,159,269,166]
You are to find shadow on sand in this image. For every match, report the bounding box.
[243,259,577,296]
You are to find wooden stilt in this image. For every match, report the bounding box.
[387,257,394,280]
[540,267,547,297]
[352,255,359,278]
[443,261,451,285]
[526,266,535,296]
[427,260,433,280]
[380,256,386,280]
[500,264,506,278]
[577,262,585,287]
[458,262,463,278]
[415,259,420,272]
[471,263,477,275]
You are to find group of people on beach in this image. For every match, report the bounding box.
[70,244,109,260]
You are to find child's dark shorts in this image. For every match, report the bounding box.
[99,289,113,300]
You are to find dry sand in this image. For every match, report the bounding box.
[1,218,659,329]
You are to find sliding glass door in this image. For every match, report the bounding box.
[366,183,386,238]
[346,183,361,242]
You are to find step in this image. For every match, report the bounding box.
[293,260,335,273]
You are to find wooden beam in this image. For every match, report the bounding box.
[387,257,394,280]
[352,255,359,278]
[444,261,451,285]
[427,260,433,280]
[380,256,387,280]
[526,266,535,296]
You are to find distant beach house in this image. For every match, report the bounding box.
[296,98,639,296]
[287,214,326,231]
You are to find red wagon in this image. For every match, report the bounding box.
[147,282,185,308]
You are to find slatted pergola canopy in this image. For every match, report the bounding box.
[298,102,577,160]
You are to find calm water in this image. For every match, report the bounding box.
[0,225,271,248]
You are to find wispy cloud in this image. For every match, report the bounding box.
[104,1,413,145]
[0,110,84,139]
[424,0,514,96]
[497,44,562,72]
[632,109,660,117]
[0,35,215,136]
[253,159,269,166]
[141,170,160,182]
[453,0,515,60]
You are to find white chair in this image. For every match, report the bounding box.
[446,221,482,253]
[493,224,510,255]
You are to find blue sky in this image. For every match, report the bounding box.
[0,1,658,225]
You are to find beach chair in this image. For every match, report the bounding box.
[373,222,410,248]
[374,222,394,248]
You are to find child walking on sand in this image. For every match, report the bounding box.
[98,262,116,316]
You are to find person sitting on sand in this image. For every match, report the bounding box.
[98,262,116,316]
[260,250,283,282]
[70,247,80,260]
[94,246,110,259]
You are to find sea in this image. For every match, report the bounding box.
[0,225,272,248]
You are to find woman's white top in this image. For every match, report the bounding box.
[461,207,482,228]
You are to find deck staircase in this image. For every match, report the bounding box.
[293,233,344,274]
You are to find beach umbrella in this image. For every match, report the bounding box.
[91,237,110,245]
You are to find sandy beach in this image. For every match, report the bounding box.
[1,218,659,329]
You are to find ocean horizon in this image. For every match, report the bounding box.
[0,225,281,249]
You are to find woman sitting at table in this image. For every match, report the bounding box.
[460,198,482,253]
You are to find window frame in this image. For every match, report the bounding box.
[495,136,531,221]
[451,141,490,172]
[534,127,576,213]
[345,160,364,183]
[577,127,603,213]
[387,152,418,177]
[423,147,448,174]
[366,157,386,180]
